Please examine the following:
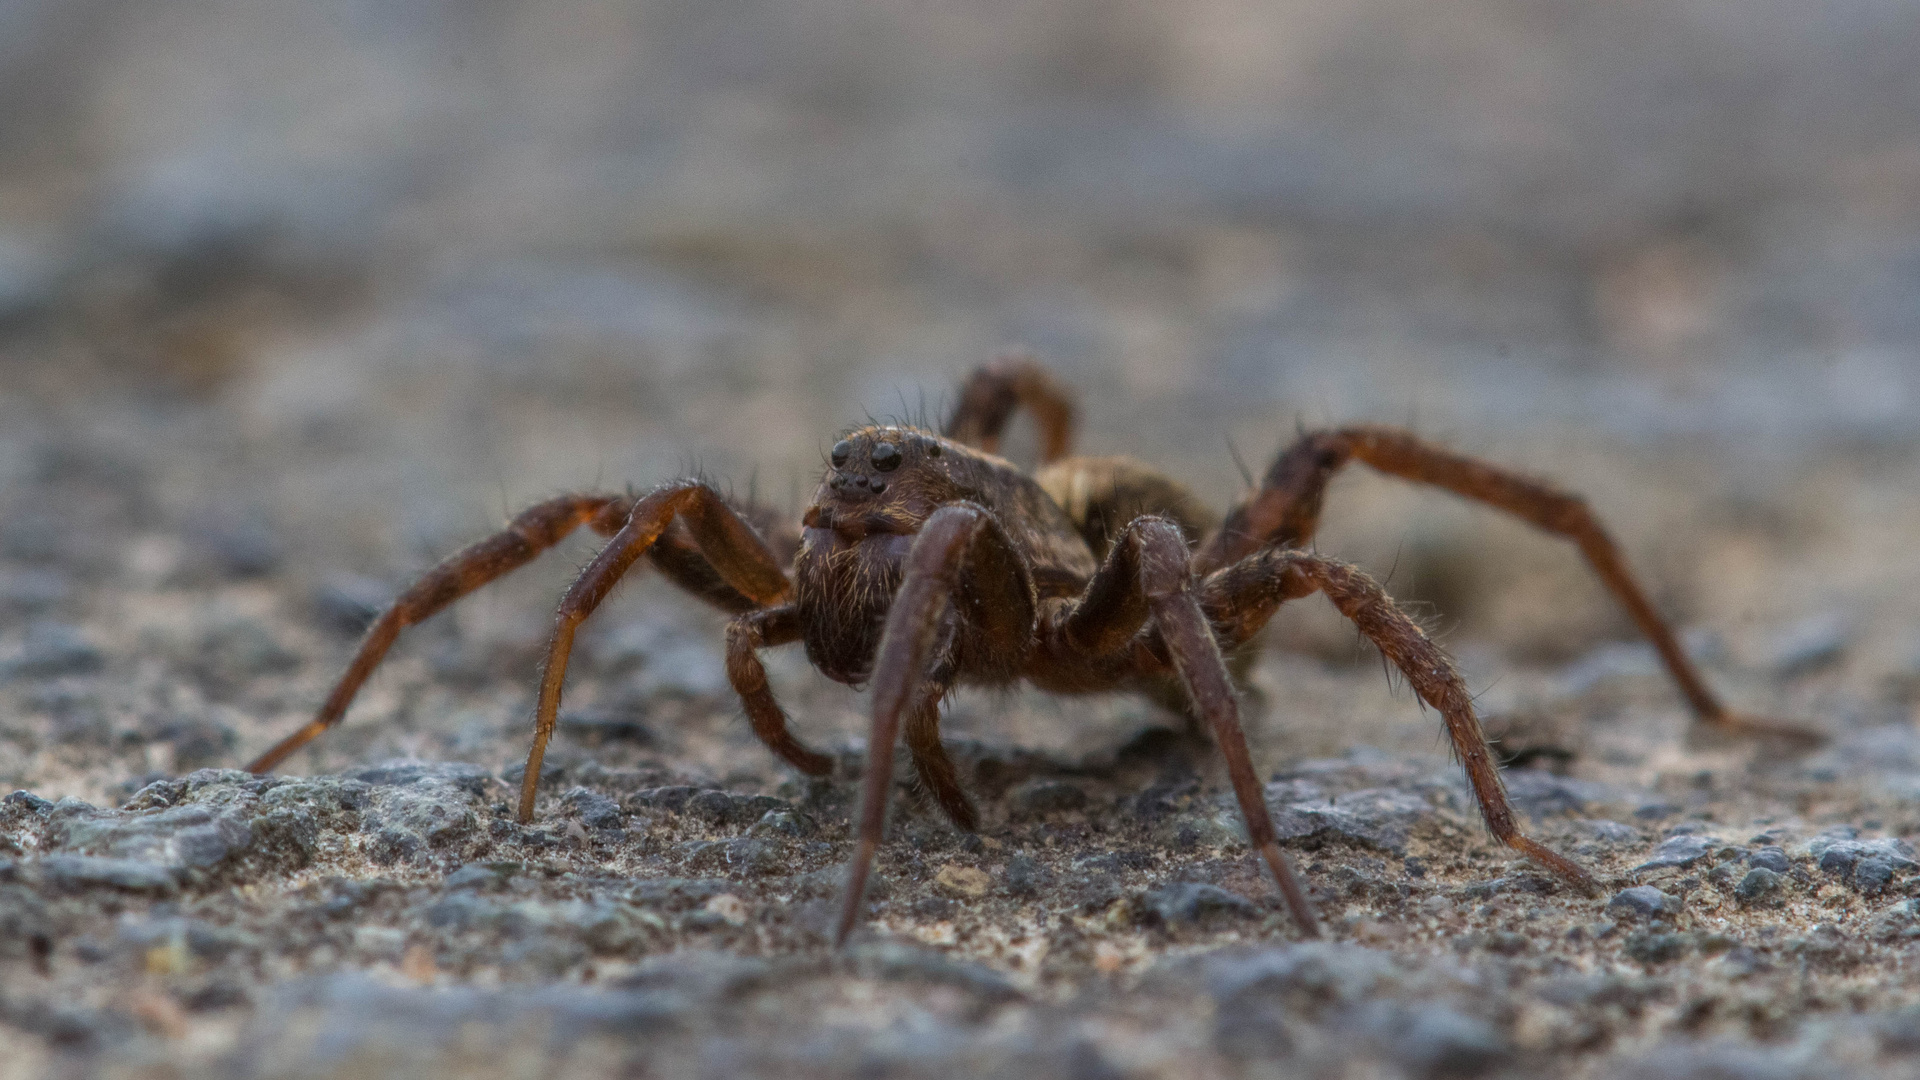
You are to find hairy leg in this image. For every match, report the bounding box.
[246,493,633,773]
[1047,516,1321,936]
[1193,426,1817,744]
[519,481,793,821]
[725,605,833,776]
[1199,547,1597,890]
[836,502,1036,946]
[944,351,1077,464]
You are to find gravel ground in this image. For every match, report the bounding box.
[11,2,1920,1078]
[5,355,1920,1080]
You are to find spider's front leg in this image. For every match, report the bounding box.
[835,503,1037,946]
[1043,517,1324,937]
[246,493,634,774]
[1200,547,1597,892]
[518,481,794,821]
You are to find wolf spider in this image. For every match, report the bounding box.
[246,357,1814,942]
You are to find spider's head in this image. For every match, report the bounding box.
[801,425,958,541]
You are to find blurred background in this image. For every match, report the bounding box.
[4,0,1920,796]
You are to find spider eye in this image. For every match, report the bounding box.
[871,441,901,471]
[830,440,852,467]
[927,441,942,458]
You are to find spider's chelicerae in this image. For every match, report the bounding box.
[247,357,1817,942]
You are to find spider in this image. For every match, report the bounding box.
[245,356,1815,943]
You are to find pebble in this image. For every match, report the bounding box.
[1748,847,1792,873]
[846,941,1021,1002]
[39,854,180,894]
[1761,613,1851,677]
[4,621,104,679]
[934,864,990,898]
[1264,785,1431,855]
[0,568,69,611]
[1005,779,1089,818]
[1633,834,1719,872]
[1140,882,1258,926]
[560,788,623,830]
[1609,886,1680,920]
[1357,1001,1510,1079]
[1624,930,1690,964]
[1004,853,1048,897]
[311,573,394,633]
[1808,834,1916,887]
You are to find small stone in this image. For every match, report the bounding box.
[1152,810,1245,850]
[1608,886,1679,920]
[934,864,990,899]
[346,760,493,798]
[1623,930,1690,964]
[5,622,103,679]
[3,791,53,816]
[683,790,788,829]
[0,568,68,611]
[1734,867,1782,903]
[847,941,1021,1001]
[1005,854,1047,897]
[560,788,623,830]
[747,809,815,839]
[1747,847,1791,873]
[197,512,283,577]
[1857,857,1896,894]
[1140,882,1258,926]
[1762,612,1850,677]
[443,863,515,892]
[1810,835,1916,885]
[557,708,654,745]
[700,893,749,926]
[312,573,393,633]
[1633,834,1717,872]
[1354,1001,1510,1079]
[1006,779,1089,819]
[722,838,787,876]
[911,896,956,920]
[40,854,180,894]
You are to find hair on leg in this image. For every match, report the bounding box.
[944,351,1077,464]
[835,503,1035,946]
[725,605,834,776]
[1046,516,1321,936]
[1194,426,1819,745]
[246,493,632,774]
[1203,547,1596,891]
[519,481,793,821]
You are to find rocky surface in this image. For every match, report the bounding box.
[11,1,1920,1076]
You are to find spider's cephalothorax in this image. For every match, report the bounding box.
[245,355,1820,945]
[794,426,1086,687]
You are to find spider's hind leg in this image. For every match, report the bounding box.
[1193,426,1820,747]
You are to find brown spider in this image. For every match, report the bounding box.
[246,357,1816,943]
